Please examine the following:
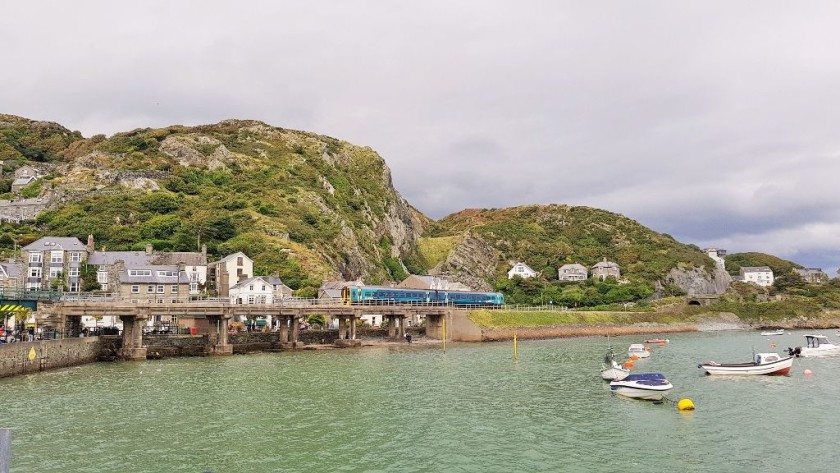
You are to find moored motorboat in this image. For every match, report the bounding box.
[644,338,669,344]
[788,334,840,358]
[628,343,651,359]
[760,329,784,336]
[609,373,673,400]
[698,352,793,376]
[601,348,630,381]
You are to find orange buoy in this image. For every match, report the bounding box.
[804,369,813,376]
[630,354,639,361]
[645,347,652,352]
[657,342,665,347]
[624,361,634,368]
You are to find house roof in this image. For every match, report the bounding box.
[266,276,293,291]
[117,265,191,284]
[559,263,587,271]
[23,237,86,252]
[1,260,22,279]
[741,266,772,273]
[230,276,272,290]
[88,251,152,267]
[592,260,619,269]
[12,176,36,186]
[208,252,250,266]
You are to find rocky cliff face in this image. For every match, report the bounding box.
[664,266,732,295]
[430,231,499,291]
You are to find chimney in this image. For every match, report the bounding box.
[86,234,95,252]
[201,244,207,257]
[145,243,154,255]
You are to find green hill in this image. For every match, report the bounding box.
[1,115,426,289]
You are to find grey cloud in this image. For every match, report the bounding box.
[2,0,840,272]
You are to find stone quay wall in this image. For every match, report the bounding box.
[143,335,209,358]
[0,337,100,378]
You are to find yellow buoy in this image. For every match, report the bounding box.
[677,398,695,411]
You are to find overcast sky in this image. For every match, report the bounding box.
[3,1,840,274]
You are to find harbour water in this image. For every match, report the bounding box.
[3,330,840,472]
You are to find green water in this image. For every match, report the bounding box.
[2,330,840,472]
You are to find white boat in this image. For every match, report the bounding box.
[628,343,650,359]
[788,334,840,358]
[600,348,630,381]
[698,352,793,376]
[609,373,673,400]
[761,329,784,336]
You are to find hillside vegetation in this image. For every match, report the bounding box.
[1,115,425,290]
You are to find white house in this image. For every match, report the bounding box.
[558,263,587,281]
[507,262,537,279]
[740,267,774,287]
[591,258,621,281]
[229,276,274,305]
[208,252,253,296]
[704,248,726,270]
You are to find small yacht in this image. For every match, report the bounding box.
[628,343,650,359]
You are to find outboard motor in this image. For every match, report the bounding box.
[787,346,802,357]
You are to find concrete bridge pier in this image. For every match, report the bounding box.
[207,313,233,355]
[387,315,397,338]
[276,312,302,348]
[425,312,446,340]
[334,310,361,347]
[118,313,148,360]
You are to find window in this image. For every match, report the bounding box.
[190,282,198,293]
[70,252,82,262]
[68,268,79,277]
[261,285,266,291]
[97,271,108,283]
[237,257,243,266]
[129,270,152,277]
[51,252,63,264]
[29,252,42,263]
[68,282,79,292]
[157,270,177,277]
[248,296,255,304]
[131,285,140,293]
[30,267,42,278]
[49,267,62,278]
[157,285,164,293]
[249,285,254,291]
[237,268,243,277]
[171,285,178,293]
[147,285,155,293]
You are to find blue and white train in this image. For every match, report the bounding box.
[341,286,504,306]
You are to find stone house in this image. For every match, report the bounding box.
[10,165,40,193]
[86,239,207,295]
[507,262,537,279]
[318,280,363,299]
[398,274,450,290]
[739,266,774,287]
[591,258,620,281]
[208,252,253,297]
[266,275,294,300]
[796,268,827,284]
[117,265,192,302]
[0,197,49,223]
[20,236,87,292]
[0,259,23,291]
[558,263,587,281]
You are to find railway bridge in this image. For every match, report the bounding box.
[37,298,455,360]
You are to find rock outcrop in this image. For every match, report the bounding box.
[430,231,499,291]
[664,265,732,295]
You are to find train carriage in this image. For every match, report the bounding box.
[341,286,504,306]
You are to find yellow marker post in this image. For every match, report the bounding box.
[513,332,519,362]
[442,316,446,353]
[28,346,36,362]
